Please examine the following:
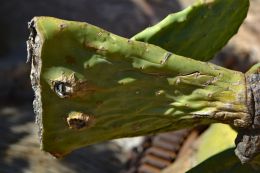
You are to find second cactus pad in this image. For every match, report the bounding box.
[132,0,249,61]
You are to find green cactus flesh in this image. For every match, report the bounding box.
[162,124,260,172]
[189,123,260,172]
[195,123,237,165]
[132,0,249,61]
[28,17,251,157]
[187,148,259,173]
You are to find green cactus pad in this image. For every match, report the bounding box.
[28,17,251,157]
[132,0,249,61]
[187,148,259,173]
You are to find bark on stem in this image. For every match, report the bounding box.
[235,64,260,164]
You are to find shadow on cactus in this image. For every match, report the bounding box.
[27,0,260,171]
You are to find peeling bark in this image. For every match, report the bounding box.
[235,64,260,164]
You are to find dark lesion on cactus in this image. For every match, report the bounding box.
[50,73,97,99]
[67,111,95,130]
[53,81,72,98]
[65,55,77,65]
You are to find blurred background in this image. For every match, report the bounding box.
[0,0,259,173]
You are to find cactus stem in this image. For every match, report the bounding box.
[28,17,254,158]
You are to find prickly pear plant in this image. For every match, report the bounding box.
[132,0,249,61]
[27,0,260,171]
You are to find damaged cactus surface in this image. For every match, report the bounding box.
[28,16,259,159]
[27,0,260,166]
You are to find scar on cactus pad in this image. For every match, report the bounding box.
[67,111,95,130]
[27,0,260,167]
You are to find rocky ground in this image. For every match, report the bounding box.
[0,0,259,172]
